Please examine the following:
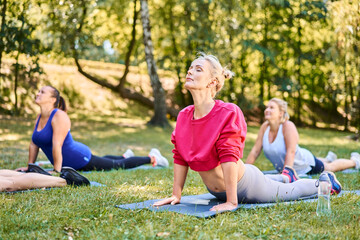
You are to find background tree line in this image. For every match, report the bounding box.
[0,0,359,133]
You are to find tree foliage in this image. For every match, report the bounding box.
[1,0,359,132]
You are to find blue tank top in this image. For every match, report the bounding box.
[32,109,91,170]
[262,124,315,174]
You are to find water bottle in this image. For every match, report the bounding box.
[316,173,332,216]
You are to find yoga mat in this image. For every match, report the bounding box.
[116,190,360,218]
[128,165,165,170]
[38,160,165,171]
[89,181,106,187]
[262,170,311,179]
[35,161,53,166]
[262,168,358,176]
[40,165,165,173]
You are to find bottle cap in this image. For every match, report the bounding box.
[319,172,330,182]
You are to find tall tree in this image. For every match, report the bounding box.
[140,0,169,127]
[0,0,7,81]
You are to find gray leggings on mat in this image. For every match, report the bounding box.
[208,164,318,203]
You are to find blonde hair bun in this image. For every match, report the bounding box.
[269,98,290,123]
[195,52,233,97]
[223,67,235,80]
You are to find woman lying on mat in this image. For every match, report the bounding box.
[16,86,168,173]
[153,53,341,212]
[245,98,359,182]
[1,164,89,192]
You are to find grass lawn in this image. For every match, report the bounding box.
[0,113,360,239]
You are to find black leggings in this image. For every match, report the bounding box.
[80,154,151,171]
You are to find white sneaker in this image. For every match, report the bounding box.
[149,148,169,167]
[325,151,337,162]
[350,152,360,170]
[123,149,135,159]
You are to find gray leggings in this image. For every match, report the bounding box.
[208,164,318,203]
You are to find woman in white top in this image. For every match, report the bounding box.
[246,98,359,182]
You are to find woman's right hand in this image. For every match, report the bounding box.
[153,196,181,207]
[15,166,28,172]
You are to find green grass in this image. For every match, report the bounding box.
[1,115,360,239]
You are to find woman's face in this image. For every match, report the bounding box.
[184,59,213,92]
[264,101,283,121]
[35,86,56,106]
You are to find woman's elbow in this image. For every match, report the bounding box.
[52,143,63,151]
[287,149,296,156]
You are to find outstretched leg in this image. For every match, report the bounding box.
[209,164,319,203]
[318,157,356,172]
[80,155,152,171]
[0,171,66,192]
[241,165,318,203]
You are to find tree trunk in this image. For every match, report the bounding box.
[227,4,235,99]
[14,7,26,115]
[14,54,19,114]
[140,0,169,127]
[355,2,360,135]
[118,0,138,91]
[311,74,316,127]
[259,8,269,122]
[168,0,186,107]
[0,0,7,84]
[296,22,302,125]
[344,60,349,131]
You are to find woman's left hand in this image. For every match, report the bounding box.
[209,202,237,212]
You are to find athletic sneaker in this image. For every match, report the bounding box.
[60,167,90,186]
[149,148,169,168]
[319,171,342,195]
[26,163,51,176]
[281,165,299,183]
[123,149,135,159]
[350,152,360,170]
[325,151,337,162]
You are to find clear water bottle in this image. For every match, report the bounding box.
[316,173,332,216]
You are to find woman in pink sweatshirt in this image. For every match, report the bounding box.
[153,53,341,212]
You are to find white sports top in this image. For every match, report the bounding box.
[262,124,315,174]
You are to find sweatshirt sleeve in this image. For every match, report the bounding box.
[171,129,189,167]
[215,106,247,164]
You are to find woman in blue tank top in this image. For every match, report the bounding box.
[16,86,169,173]
[246,98,359,182]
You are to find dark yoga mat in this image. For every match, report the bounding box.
[42,165,165,173]
[116,190,360,218]
[37,159,166,172]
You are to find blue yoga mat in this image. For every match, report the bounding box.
[127,165,165,170]
[116,190,360,218]
[262,168,358,178]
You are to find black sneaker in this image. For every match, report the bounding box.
[60,167,90,186]
[26,163,51,176]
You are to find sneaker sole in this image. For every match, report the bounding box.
[283,166,299,183]
[328,172,342,194]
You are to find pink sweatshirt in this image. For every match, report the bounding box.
[171,100,247,171]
